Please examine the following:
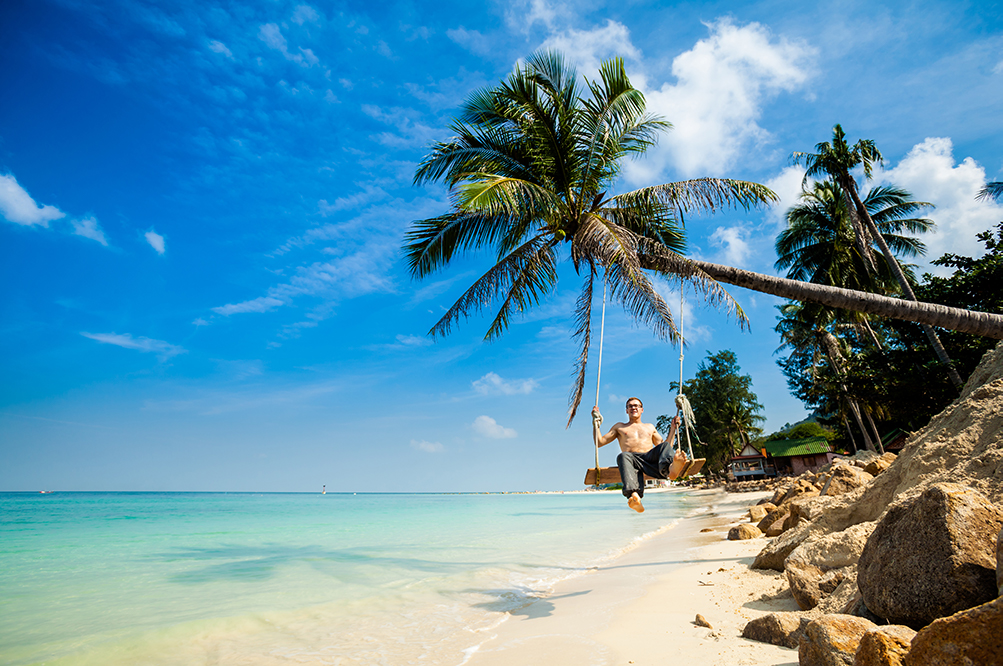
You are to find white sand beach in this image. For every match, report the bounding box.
[467,488,798,666]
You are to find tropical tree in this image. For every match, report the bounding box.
[776,181,933,350]
[658,350,763,474]
[404,51,777,424]
[791,125,964,388]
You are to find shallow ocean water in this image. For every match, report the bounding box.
[0,491,695,665]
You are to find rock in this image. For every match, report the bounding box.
[853,625,915,666]
[694,613,712,628]
[728,523,762,540]
[756,505,785,532]
[903,596,1003,666]
[800,614,878,666]
[997,526,1003,597]
[857,483,1003,628]
[817,570,861,616]
[863,452,897,477]
[823,465,875,497]
[699,527,714,532]
[742,611,813,649]
[752,522,815,571]
[749,504,770,522]
[786,523,875,611]
[765,513,790,537]
[780,479,821,507]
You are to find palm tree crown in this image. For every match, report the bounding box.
[776,181,933,293]
[404,51,778,424]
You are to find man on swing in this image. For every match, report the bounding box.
[592,398,688,513]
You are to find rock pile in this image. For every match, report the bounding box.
[736,341,1003,666]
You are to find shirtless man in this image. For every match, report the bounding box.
[592,397,687,513]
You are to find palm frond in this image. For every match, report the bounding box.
[976,181,1003,202]
[566,270,595,428]
[428,233,558,339]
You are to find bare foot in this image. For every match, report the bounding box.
[627,492,645,513]
[668,449,689,480]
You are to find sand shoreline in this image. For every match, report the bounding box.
[465,487,798,666]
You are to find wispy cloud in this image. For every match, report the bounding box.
[539,19,640,76]
[0,174,66,227]
[80,332,186,360]
[213,296,284,316]
[410,439,444,453]
[71,216,109,246]
[145,229,166,254]
[472,372,538,395]
[396,333,432,346]
[472,414,517,439]
[258,23,318,66]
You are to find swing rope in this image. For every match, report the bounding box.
[674,288,700,461]
[591,276,607,486]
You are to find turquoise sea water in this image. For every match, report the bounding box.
[0,491,696,665]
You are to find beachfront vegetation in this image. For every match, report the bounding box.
[656,350,763,475]
[777,223,1003,446]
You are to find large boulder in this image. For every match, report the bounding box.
[857,483,1003,628]
[997,526,1003,597]
[780,478,822,506]
[786,523,875,610]
[728,523,762,540]
[853,625,915,666]
[757,507,790,534]
[752,521,816,571]
[799,614,877,666]
[903,596,1003,666]
[823,464,875,497]
[741,611,813,649]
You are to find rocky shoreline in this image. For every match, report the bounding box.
[715,341,1003,666]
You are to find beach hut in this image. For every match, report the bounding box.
[728,443,776,480]
[762,436,835,476]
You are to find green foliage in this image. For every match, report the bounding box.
[404,50,777,425]
[658,350,764,475]
[777,223,1003,436]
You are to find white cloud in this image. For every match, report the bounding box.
[318,184,388,213]
[446,27,491,56]
[81,332,186,360]
[361,104,440,148]
[472,415,517,439]
[410,439,444,453]
[472,372,538,395]
[0,174,66,227]
[258,23,317,66]
[145,230,165,254]
[212,296,284,316]
[291,5,320,25]
[504,0,561,32]
[538,20,640,76]
[708,225,752,266]
[396,333,432,346]
[71,216,108,246]
[764,165,808,230]
[208,40,233,59]
[877,137,1003,272]
[628,19,815,179]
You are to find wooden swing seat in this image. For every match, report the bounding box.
[583,458,706,485]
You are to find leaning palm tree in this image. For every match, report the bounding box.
[791,125,964,389]
[404,52,777,424]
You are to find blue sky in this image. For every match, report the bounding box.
[2,0,1002,492]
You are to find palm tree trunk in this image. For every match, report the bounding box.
[842,413,858,454]
[661,258,1003,339]
[864,408,884,455]
[847,398,876,452]
[845,182,965,389]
